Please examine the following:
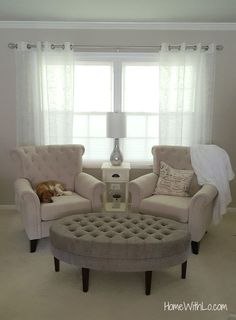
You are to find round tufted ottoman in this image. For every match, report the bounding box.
[50,212,191,295]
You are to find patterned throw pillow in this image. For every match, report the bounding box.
[154,161,194,197]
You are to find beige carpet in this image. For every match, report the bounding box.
[0,209,235,320]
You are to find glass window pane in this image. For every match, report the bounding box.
[74,63,113,112]
[122,64,159,113]
[147,115,159,137]
[123,138,156,161]
[73,114,106,138]
[89,115,106,137]
[126,114,159,138]
[83,138,112,160]
[73,114,88,138]
[126,115,146,138]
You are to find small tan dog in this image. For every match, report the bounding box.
[35,180,72,203]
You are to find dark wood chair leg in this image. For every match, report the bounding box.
[145,271,152,295]
[82,268,90,292]
[181,261,187,279]
[30,239,38,253]
[54,257,60,272]
[191,241,200,255]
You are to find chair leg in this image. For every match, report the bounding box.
[145,271,152,295]
[54,257,60,272]
[181,261,187,279]
[30,239,38,253]
[191,241,200,254]
[82,268,90,292]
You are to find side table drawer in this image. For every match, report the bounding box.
[103,169,129,182]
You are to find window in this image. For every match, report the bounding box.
[40,53,201,162]
[69,54,194,162]
[70,53,170,162]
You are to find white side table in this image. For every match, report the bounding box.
[101,162,131,212]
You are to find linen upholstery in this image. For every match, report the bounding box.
[11,145,105,242]
[11,145,84,191]
[140,195,191,223]
[41,193,91,221]
[50,213,190,272]
[128,146,218,244]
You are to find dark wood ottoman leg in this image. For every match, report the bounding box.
[82,268,90,292]
[145,271,152,295]
[191,241,200,254]
[54,257,60,272]
[181,261,187,279]
[30,239,38,253]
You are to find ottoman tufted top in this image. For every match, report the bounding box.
[50,213,190,260]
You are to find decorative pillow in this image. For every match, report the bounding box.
[154,161,194,197]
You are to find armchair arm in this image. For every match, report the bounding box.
[14,178,41,240]
[189,184,218,242]
[190,184,218,208]
[75,172,105,212]
[128,173,158,211]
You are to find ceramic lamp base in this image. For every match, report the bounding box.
[110,138,123,166]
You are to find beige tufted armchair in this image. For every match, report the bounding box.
[128,146,218,254]
[11,145,105,252]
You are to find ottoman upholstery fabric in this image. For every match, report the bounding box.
[50,212,190,272]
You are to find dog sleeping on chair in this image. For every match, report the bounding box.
[35,180,72,203]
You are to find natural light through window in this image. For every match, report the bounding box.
[43,54,197,162]
[122,63,159,113]
[122,63,160,161]
[74,63,113,112]
[73,62,113,160]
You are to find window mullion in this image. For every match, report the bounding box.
[113,60,122,112]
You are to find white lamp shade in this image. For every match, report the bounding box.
[106,112,126,138]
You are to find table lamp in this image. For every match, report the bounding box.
[107,112,126,166]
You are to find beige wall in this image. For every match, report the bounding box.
[0,27,236,205]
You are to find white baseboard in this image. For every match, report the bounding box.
[0,204,235,213]
[0,205,16,210]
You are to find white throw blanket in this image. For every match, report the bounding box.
[190,145,234,224]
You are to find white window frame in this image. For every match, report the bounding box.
[74,52,161,166]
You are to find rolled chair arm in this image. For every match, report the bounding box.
[189,184,218,242]
[128,173,158,211]
[75,172,105,212]
[14,178,41,240]
[15,178,40,207]
[190,184,218,208]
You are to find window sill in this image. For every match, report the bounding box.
[83,159,153,170]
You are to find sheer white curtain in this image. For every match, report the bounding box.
[15,41,74,145]
[158,43,216,146]
[14,42,216,161]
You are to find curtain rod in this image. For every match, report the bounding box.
[8,42,224,52]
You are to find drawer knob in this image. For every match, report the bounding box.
[112,173,120,178]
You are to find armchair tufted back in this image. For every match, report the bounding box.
[152,145,201,195]
[11,145,85,191]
